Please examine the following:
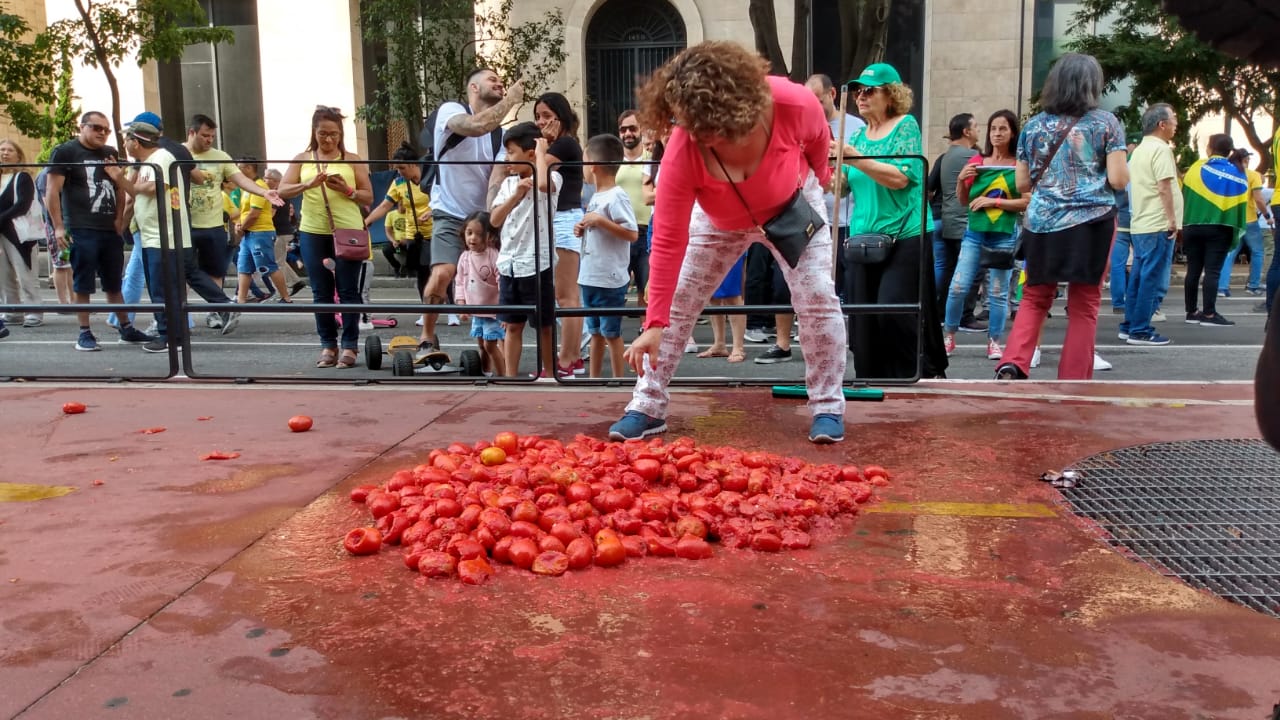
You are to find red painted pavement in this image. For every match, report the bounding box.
[0,381,1276,719]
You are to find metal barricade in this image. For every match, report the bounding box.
[0,161,180,381]
[544,156,930,388]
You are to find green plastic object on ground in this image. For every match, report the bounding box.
[771,385,885,401]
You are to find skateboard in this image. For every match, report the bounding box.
[364,335,483,377]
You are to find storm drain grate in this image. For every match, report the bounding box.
[1059,438,1280,618]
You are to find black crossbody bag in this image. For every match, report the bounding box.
[710,148,824,269]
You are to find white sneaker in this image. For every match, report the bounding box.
[358,321,375,331]
[144,322,158,335]
[685,338,699,353]
[1093,352,1112,371]
[447,314,461,326]
[205,312,223,329]
[1150,310,1167,323]
[1030,346,1042,368]
[744,328,769,344]
[415,317,424,327]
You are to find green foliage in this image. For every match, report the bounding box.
[49,0,233,69]
[46,0,233,157]
[1066,0,1280,170]
[38,49,80,163]
[358,0,567,143]
[0,5,57,140]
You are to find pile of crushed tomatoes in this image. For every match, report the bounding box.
[344,433,890,585]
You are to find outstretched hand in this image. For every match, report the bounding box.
[624,327,664,377]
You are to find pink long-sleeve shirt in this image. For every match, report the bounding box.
[644,75,833,329]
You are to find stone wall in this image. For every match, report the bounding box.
[923,0,1035,160]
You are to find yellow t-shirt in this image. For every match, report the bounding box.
[385,178,432,238]
[1245,168,1263,223]
[384,208,409,243]
[222,191,238,221]
[190,148,241,229]
[299,159,364,235]
[615,154,653,226]
[239,178,275,232]
[1128,135,1183,233]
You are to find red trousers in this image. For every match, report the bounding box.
[1001,282,1101,380]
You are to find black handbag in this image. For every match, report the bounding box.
[846,233,895,264]
[978,236,1020,270]
[710,149,824,269]
[846,212,911,265]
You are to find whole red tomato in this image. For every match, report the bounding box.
[632,458,662,483]
[343,527,382,555]
[494,431,520,455]
[675,534,713,560]
[367,493,400,519]
[62,401,87,414]
[565,538,594,569]
[287,415,313,432]
[350,485,378,503]
[508,538,539,569]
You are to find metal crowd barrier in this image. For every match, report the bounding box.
[0,154,929,387]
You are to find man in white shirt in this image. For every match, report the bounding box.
[424,68,524,352]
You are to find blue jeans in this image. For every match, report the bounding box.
[1155,231,1176,310]
[1109,230,1131,308]
[932,224,946,290]
[943,230,1014,340]
[140,246,170,338]
[1219,221,1263,292]
[299,230,362,350]
[1119,231,1173,338]
[109,234,145,327]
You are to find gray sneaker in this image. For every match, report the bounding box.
[744,328,770,344]
[220,311,241,335]
[142,337,168,353]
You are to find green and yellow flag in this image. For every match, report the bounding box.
[967,166,1019,235]
[1182,156,1248,233]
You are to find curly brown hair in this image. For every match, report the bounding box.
[636,41,772,142]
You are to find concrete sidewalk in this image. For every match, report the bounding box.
[0,381,1276,719]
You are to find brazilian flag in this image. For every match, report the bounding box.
[967,166,1019,235]
[1181,156,1248,234]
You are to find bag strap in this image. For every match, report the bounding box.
[709,148,764,231]
[314,151,339,235]
[1029,114,1082,190]
[402,177,424,239]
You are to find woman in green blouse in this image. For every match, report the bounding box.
[836,63,947,379]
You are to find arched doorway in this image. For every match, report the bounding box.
[584,0,687,137]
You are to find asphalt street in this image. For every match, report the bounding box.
[0,278,1265,385]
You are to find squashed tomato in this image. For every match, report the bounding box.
[343,527,382,555]
[532,551,569,576]
[565,537,594,569]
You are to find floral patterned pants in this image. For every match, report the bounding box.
[627,174,847,419]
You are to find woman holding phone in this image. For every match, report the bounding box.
[277,106,373,369]
[946,109,1027,360]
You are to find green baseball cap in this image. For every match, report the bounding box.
[854,63,902,87]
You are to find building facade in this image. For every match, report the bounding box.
[11,0,1261,171]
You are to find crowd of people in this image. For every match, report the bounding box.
[0,43,1271,440]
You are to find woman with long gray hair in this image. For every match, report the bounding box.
[995,52,1128,380]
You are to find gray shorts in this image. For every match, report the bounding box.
[429,211,465,268]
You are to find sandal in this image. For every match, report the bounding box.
[727,349,747,363]
[337,349,358,369]
[696,347,729,359]
[316,348,337,368]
